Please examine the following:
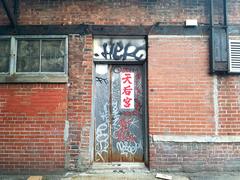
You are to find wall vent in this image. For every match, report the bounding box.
[229,40,240,73]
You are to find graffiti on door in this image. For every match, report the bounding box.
[112,101,143,157]
[94,65,110,162]
[111,65,143,161]
[94,37,145,162]
[95,103,109,161]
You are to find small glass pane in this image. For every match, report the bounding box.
[17,40,40,72]
[41,40,65,72]
[0,39,10,73]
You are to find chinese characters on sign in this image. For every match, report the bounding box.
[121,72,134,109]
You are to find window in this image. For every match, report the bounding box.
[0,36,68,83]
[16,39,65,73]
[17,40,40,72]
[0,38,10,73]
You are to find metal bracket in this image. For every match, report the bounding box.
[0,0,18,28]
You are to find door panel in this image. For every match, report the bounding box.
[111,65,143,162]
[94,64,144,162]
[94,64,110,162]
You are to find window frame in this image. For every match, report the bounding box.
[0,35,68,83]
[0,36,11,75]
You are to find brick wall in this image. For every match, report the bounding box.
[148,35,240,171]
[150,141,240,172]
[0,34,93,173]
[218,76,240,135]
[228,0,240,24]
[1,0,240,173]
[0,0,233,26]
[1,0,210,26]
[0,84,67,173]
[148,36,214,135]
[1,0,240,26]
[20,0,208,25]
[66,34,93,171]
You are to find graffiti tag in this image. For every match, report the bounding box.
[95,103,109,161]
[96,76,108,85]
[116,141,143,156]
[94,41,146,61]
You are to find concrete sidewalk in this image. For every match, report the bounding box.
[1,171,240,180]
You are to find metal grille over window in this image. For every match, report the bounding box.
[229,40,240,73]
[0,39,10,73]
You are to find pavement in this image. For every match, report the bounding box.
[0,172,240,180]
[2,166,240,180]
[2,171,240,180]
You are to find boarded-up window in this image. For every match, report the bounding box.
[0,39,10,73]
[16,39,65,73]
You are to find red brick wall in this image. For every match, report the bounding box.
[0,34,93,173]
[228,0,240,24]
[1,1,240,26]
[218,76,240,135]
[0,84,67,173]
[148,36,240,171]
[1,0,240,173]
[148,36,214,135]
[0,0,208,25]
[3,0,211,26]
[0,0,240,25]
[0,0,233,26]
[66,34,93,171]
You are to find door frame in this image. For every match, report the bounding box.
[90,36,149,166]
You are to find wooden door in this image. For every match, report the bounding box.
[94,64,144,162]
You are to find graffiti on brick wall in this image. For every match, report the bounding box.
[93,38,146,61]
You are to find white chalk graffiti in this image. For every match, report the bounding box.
[112,101,120,139]
[96,123,109,154]
[95,104,109,161]
[116,141,143,156]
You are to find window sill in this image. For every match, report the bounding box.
[0,74,68,83]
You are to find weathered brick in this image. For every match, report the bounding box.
[1,0,240,174]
